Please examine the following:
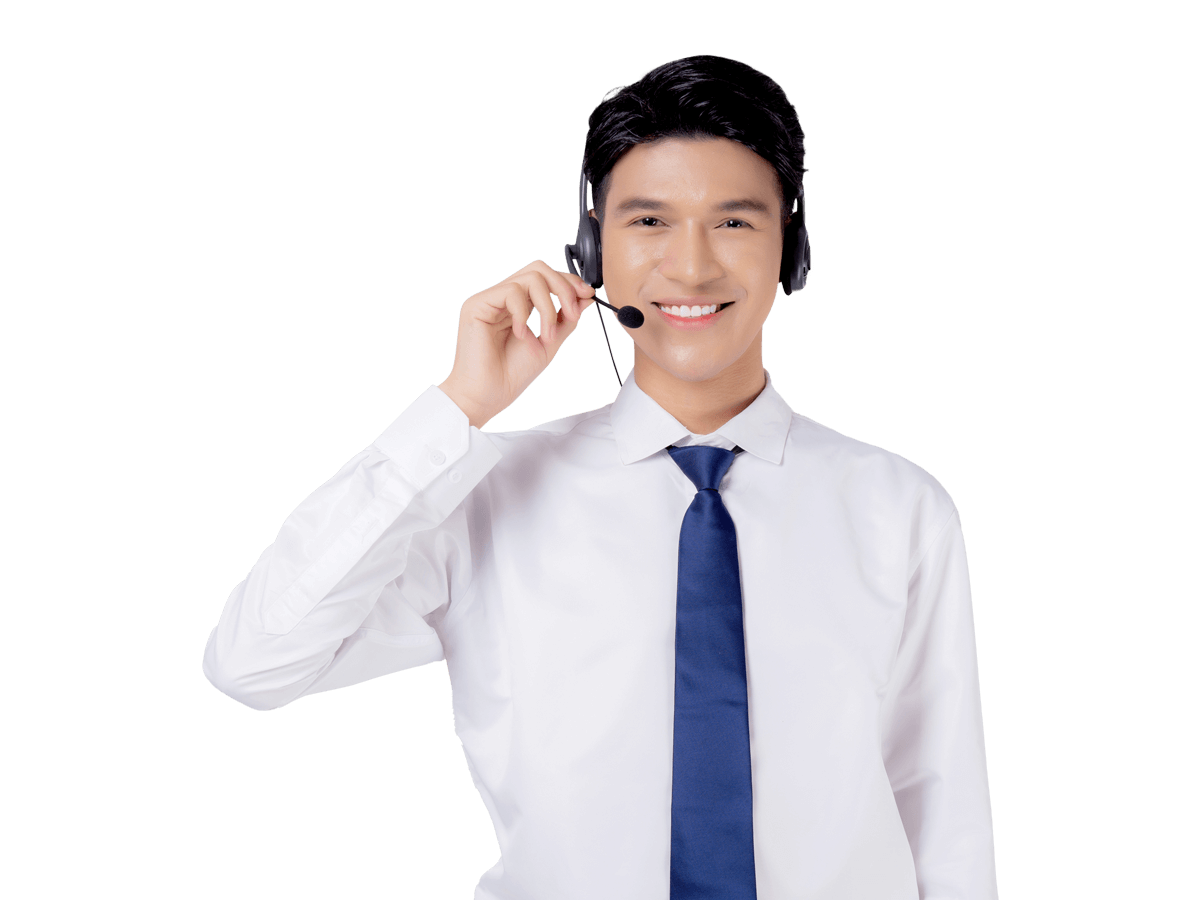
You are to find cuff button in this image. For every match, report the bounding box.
[447,468,462,484]
[429,449,446,466]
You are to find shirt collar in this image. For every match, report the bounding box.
[610,367,793,466]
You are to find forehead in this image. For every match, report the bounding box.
[606,137,784,209]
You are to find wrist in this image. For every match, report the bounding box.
[438,378,492,430]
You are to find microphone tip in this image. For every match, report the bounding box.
[617,306,645,328]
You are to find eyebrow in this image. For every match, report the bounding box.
[612,197,774,216]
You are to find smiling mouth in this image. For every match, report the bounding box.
[651,301,735,318]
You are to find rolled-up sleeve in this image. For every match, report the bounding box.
[202,385,502,711]
[880,511,999,899]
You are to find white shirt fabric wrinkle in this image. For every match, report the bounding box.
[203,368,999,900]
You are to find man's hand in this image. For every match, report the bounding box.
[438,260,596,429]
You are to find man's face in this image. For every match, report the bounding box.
[596,137,787,384]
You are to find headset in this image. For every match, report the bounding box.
[565,162,810,386]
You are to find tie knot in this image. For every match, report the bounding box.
[667,445,739,492]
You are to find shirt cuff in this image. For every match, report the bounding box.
[373,385,498,492]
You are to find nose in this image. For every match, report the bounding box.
[657,221,724,287]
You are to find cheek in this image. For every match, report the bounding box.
[604,236,659,276]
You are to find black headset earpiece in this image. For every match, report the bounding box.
[565,164,643,387]
[565,168,603,288]
[780,187,811,295]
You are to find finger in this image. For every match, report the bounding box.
[557,264,595,299]
[549,279,594,328]
[522,273,560,346]
[573,290,596,322]
[508,261,595,321]
[567,288,596,321]
[499,282,534,340]
[528,260,594,318]
[565,275,596,317]
[541,267,591,321]
[520,267,566,340]
[569,273,596,298]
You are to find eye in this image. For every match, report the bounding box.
[636,217,661,227]
[721,218,749,229]
[638,218,748,229]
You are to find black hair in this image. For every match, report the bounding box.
[584,55,806,229]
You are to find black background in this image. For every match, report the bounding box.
[180,52,1003,897]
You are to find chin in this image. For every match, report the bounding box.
[653,350,738,384]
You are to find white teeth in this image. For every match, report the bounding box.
[661,304,720,318]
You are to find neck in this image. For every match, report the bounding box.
[632,334,767,435]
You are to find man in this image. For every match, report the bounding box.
[204,56,999,899]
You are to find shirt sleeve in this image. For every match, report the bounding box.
[880,510,1000,900]
[202,385,503,711]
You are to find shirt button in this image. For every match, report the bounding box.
[447,469,462,483]
[429,449,446,466]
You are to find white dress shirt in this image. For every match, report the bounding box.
[204,369,999,900]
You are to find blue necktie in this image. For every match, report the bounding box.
[667,444,756,899]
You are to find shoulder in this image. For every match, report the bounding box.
[522,404,614,437]
[788,413,948,490]
[481,402,617,468]
[786,412,959,566]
